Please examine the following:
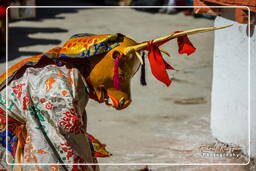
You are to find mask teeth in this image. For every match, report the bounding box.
[113,55,121,90]
[140,51,147,86]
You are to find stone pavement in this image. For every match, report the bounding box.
[2,8,253,171]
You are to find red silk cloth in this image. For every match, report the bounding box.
[0,6,6,18]
[0,0,10,18]
[146,32,196,86]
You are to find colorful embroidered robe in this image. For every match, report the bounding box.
[0,64,99,171]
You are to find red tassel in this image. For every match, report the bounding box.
[176,32,196,55]
[145,32,196,86]
[147,41,174,87]
[113,55,121,90]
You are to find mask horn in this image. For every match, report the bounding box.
[124,24,232,56]
[135,51,144,64]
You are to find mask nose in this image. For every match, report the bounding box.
[118,97,131,109]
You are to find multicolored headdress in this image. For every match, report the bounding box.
[0,33,123,90]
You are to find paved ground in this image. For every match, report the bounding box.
[2,8,253,171]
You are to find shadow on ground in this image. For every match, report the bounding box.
[3,1,110,63]
[1,7,81,63]
[17,0,106,22]
[5,27,67,62]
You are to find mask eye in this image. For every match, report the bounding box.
[119,74,124,81]
[112,51,121,60]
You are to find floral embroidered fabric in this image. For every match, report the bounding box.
[0,64,99,171]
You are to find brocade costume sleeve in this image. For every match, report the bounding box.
[0,64,99,171]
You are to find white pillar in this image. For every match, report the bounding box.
[211,16,255,157]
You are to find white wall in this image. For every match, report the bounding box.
[211,16,256,157]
